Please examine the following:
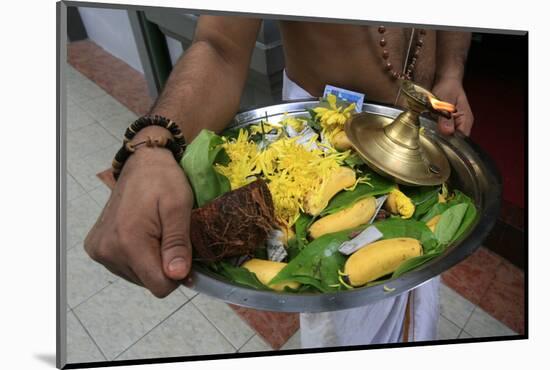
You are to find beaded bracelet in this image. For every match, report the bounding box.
[111,115,186,180]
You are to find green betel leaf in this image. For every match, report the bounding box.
[400,185,441,220]
[441,190,478,244]
[269,227,364,292]
[434,203,469,246]
[215,261,270,291]
[286,238,301,261]
[220,127,242,141]
[373,218,422,239]
[343,153,365,168]
[283,284,321,294]
[391,252,442,278]
[452,190,474,204]
[294,213,313,250]
[321,171,395,216]
[420,202,452,223]
[420,189,475,220]
[373,218,438,254]
[305,108,321,132]
[180,129,232,207]
[450,201,478,244]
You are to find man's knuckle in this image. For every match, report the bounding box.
[162,234,189,250]
[84,245,99,261]
[87,240,109,262]
[165,197,189,213]
[83,237,94,255]
[117,228,136,250]
[151,288,172,298]
[174,198,188,210]
[151,283,176,298]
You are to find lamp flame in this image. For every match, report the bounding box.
[428,96,457,113]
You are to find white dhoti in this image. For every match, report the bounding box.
[281,69,441,347]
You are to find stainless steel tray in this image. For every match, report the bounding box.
[182,100,501,313]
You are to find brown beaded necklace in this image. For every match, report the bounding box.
[378,26,426,81]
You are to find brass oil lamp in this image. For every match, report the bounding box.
[345,80,457,186]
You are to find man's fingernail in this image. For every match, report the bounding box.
[168,257,186,272]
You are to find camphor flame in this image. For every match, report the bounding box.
[428,96,457,113]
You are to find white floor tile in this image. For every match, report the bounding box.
[79,93,135,122]
[67,100,97,132]
[238,335,272,353]
[67,143,120,192]
[81,143,121,177]
[67,193,101,250]
[66,310,106,364]
[74,279,187,360]
[179,285,199,299]
[463,307,518,338]
[67,244,117,309]
[67,173,85,202]
[88,185,112,208]
[67,73,106,104]
[439,284,476,328]
[191,293,255,349]
[65,64,80,81]
[68,157,100,192]
[97,109,138,140]
[437,315,461,340]
[458,330,473,339]
[67,123,119,160]
[116,302,236,360]
[280,330,301,350]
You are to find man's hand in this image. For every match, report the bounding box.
[432,77,474,136]
[84,126,193,298]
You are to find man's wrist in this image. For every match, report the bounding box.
[434,73,464,86]
[435,61,465,81]
[115,120,182,179]
[132,125,174,142]
[125,142,175,167]
[124,132,177,171]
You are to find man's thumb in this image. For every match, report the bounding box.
[159,203,192,280]
[162,242,191,280]
[437,116,455,136]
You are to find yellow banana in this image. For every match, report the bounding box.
[331,131,353,151]
[241,258,300,292]
[309,196,376,239]
[304,166,356,216]
[343,238,422,286]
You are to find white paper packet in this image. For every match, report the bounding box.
[338,195,388,255]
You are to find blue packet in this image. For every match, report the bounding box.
[323,85,365,113]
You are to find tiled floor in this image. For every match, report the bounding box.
[64,47,522,364]
[442,248,525,334]
[64,63,300,363]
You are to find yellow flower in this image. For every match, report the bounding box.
[215,118,352,227]
[214,129,259,190]
[280,115,306,132]
[438,183,448,203]
[248,121,283,137]
[385,189,415,219]
[313,94,356,142]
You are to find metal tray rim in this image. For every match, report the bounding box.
[183,100,502,313]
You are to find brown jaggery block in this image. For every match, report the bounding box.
[190,179,276,262]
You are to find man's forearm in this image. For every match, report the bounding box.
[149,41,248,142]
[146,16,261,142]
[435,31,471,82]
